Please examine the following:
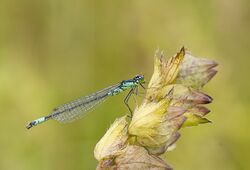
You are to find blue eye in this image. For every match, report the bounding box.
[135,75,142,80]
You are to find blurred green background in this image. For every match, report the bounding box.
[0,0,249,169]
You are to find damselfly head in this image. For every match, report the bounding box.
[133,75,145,84]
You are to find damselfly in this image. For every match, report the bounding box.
[26,75,145,129]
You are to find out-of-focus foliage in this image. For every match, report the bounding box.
[0,0,249,170]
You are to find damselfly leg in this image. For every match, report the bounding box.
[124,88,135,117]
[140,82,146,89]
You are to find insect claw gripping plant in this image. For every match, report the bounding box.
[94,47,218,170]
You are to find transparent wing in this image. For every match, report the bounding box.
[50,84,120,123]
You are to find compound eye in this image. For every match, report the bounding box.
[135,75,141,79]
